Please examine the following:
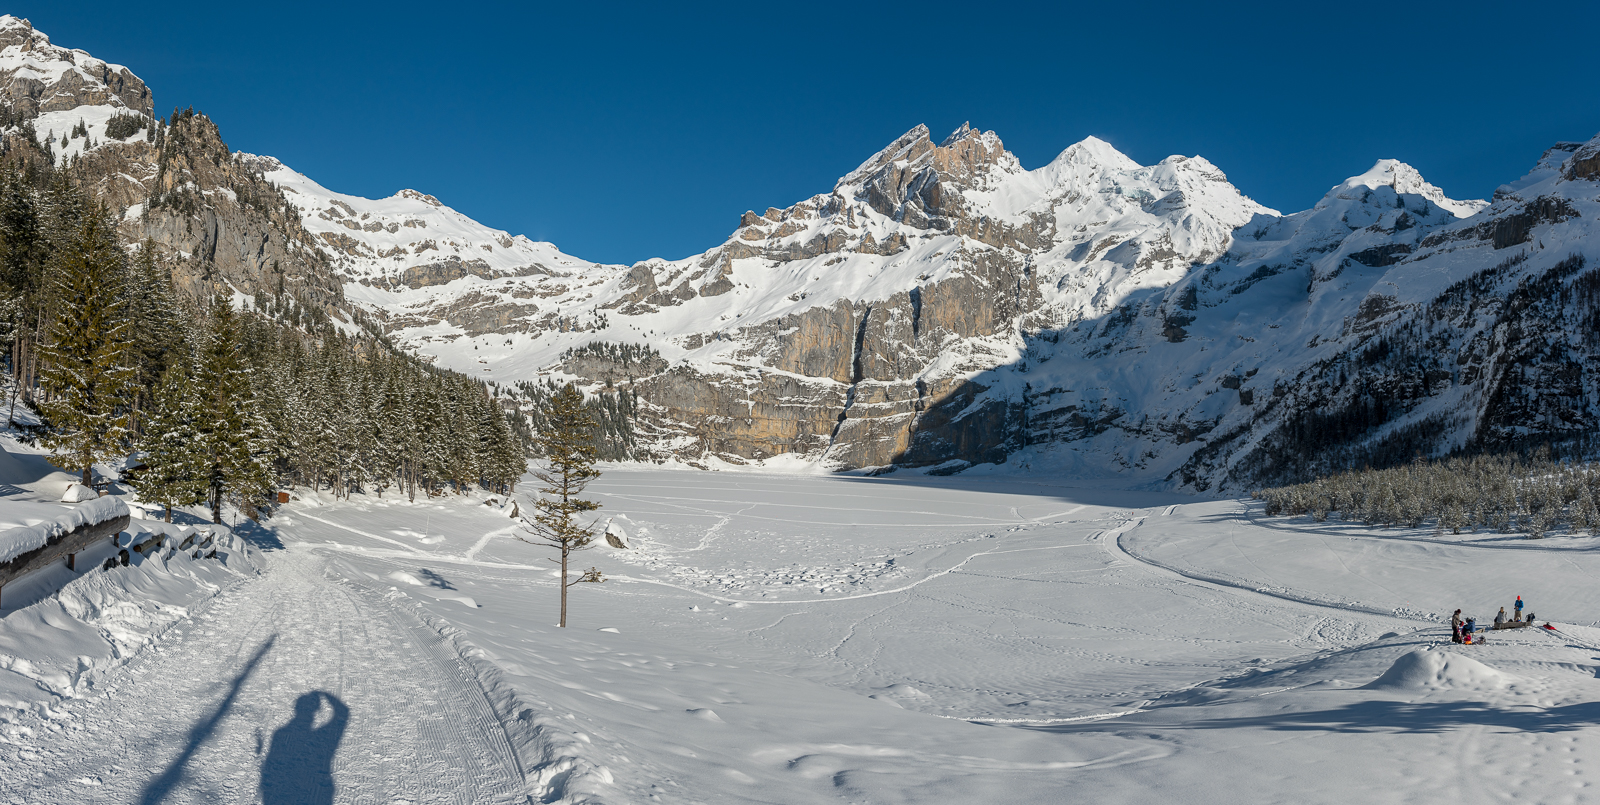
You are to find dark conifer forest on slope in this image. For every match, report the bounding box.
[0,150,534,523]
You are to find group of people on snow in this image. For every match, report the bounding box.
[1453,596,1541,643]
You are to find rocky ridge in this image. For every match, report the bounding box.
[0,16,351,333]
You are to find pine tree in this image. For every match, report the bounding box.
[518,383,603,628]
[195,298,271,522]
[123,241,186,432]
[0,167,42,427]
[37,207,136,485]
[480,393,524,494]
[139,358,208,521]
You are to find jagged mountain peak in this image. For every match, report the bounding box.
[836,124,934,189]
[938,121,973,147]
[0,15,41,43]
[1319,159,1485,218]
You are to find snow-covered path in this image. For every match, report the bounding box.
[0,552,527,804]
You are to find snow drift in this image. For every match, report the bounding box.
[1363,649,1517,692]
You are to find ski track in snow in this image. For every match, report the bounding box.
[0,553,528,804]
[594,491,1037,527]
[282,511,543,572]
[1107,512,1427,624]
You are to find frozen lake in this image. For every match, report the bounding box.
[8,467,1600,803]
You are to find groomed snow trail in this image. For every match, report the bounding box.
[0,551,528,804]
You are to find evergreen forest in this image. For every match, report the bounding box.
[0,162,531,523]
[1258,448,1600,539]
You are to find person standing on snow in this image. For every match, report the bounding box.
[1515,596,1524,622]
[1495,607,1507,627]
[1451,609,1463,643]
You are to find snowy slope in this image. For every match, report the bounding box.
[1020,135,1600,490]
[249,154,605,290]
[251,118,1600,493]
[247,123,1306,476]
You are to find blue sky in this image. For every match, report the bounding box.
[32,1,1600,265]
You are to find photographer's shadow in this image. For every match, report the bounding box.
[260,691,350,805]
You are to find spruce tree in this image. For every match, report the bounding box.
[517,383,603,628]
[478,391,524,494]
[123,241,186,431]
[140,358,208,521]
[37,207,136,485]
[195,298,271,522]
[0,167,42,426]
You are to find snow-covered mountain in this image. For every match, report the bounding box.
[0,13,151,159]
[19,13,1600,490]
[259,121,1291,473]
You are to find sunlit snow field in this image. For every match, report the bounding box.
[254,468,1600,804]
[5,460,1600,802]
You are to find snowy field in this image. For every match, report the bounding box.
[3,466,1600,802]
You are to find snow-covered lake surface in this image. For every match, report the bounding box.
[4,466,1600,803]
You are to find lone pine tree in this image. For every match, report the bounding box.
[37,206,135,485]
[518,383,603,628]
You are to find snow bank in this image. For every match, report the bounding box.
[0,521,261,722]
[59,482,96,503]
[374,591,618,803]
[1363,649,1516,692]
[0,495,127,565]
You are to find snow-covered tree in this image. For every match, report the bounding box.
[122,240,187,431]
[37,206,136,485]
[139,358,208,521]
[195,298,271,522]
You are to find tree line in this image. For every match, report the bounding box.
[1257,448,1600,538]
[0,168,529,522]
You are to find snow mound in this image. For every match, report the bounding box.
[60,483,97,503]
[1364,649,1515,692]
[0,443,57,486]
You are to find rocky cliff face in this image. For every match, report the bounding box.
[0,16,349,330]
[0,16,151,118]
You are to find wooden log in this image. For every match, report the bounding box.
[0,509,130,592]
